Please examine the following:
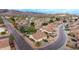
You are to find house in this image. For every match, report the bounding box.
[0,26,10,50]
[76,32,79,48]
[40,23,56,33]
[16,19,29,29]
[0,27,9,37]
[0,27,6,34]
[74,30,79,48]
[0,38,10,50]
[5,16,10,19]
[29,30,47,42]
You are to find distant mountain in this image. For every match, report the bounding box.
[0,9,79,17]
[0,9,51,17]
[17,9,79,15]
[0,9,9,13]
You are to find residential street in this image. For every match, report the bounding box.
[2,17,33,50]
[39,24,67,50]
[2,16,67,50]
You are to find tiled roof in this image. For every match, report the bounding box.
[31,30,47,40]
[41,23,55,32]
[0,39,10,48]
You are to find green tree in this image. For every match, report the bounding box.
[49,19,54,23]
[42,23,48,26]
[0,16,3,24]
[9,34,16,50]
[10,16,15,23]
[20,26,26,33]
[56,17,60,21]
[9,34,15,41]
[43,39,48,42]
[30,22,35,26]
[26,26,37,34]
[75,19,78,21]
[10,16,17,28]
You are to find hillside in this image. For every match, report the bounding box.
[0,9,79,17]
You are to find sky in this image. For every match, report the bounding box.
[18,9,79,15]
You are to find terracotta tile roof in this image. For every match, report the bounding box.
[31,30,47,40]
[77,32,79,39]
[41,23,55,33]
[0,39,10,48]
[77,40,79,48]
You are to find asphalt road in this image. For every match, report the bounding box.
[2,16,67,50]
[39,24,67,50]
[2,17,33,50]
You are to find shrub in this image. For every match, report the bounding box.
[10,16,15,22]
[1,31,6,35]
[43,39,48,42]
[19,26,26,33]
[29,38,35,42]
[71,38,77,42]
[0,16,3,24]
[35,42,41,47]
[49,20,54,23]
[9,35,15,41]
[26,26,37,34]
[75,19,78,21]
[30,22,35,26]
[56,17,60,21]
[42,23,48,26]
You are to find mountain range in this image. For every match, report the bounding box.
[18,9,79,15]
[0,9,79,17]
